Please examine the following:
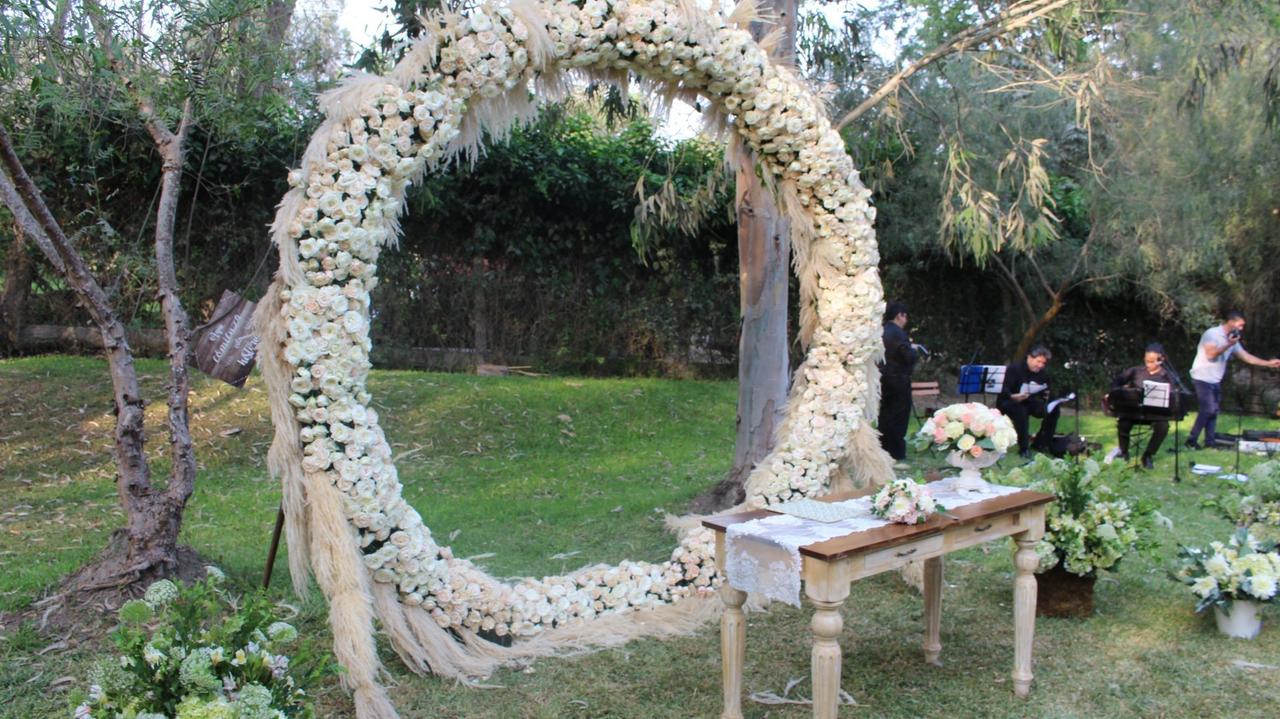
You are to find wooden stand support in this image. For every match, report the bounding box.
[922,556,943,666]
[261,504,285,589]
[1012,534,1040,697]
[719,582,747,719]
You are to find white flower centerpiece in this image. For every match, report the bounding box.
[912,402,1017,493]
[1174,528,1280,639]
[870,478,941,525]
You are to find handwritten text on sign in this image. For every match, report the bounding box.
[194,290,261,388]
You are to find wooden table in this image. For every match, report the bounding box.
[703,489,1055,719]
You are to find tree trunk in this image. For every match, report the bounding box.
[263,0,296,46]
[691,0,797,513]
[1012,293,1064,360]
[0,226,32,353]
[0,125,159,587]
[147,99,197,554]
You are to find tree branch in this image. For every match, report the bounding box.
[990,252,1037,324]
[836,0,1078,130]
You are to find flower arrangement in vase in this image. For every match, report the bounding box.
[870,478,941,525]
[1000,455,1167,617]
[912,403,1018,492]
[1172,528,1280,639]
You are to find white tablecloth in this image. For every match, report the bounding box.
[725,478,1023,606]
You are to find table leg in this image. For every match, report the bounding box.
[922,556,943,666]
[810,598,845,719]
[720,582,747,719]
[1012,534,1039,697]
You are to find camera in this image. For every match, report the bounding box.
[1228,329,1243,341]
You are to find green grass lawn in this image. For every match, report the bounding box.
[2,355,1279,718]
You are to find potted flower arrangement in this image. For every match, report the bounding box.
[1001,455,1167,617]
[912,402,1018,492]
[72,568,330,719]
[870,478,942,525]
[1172,528,1280,639]
[1204,460,1280,543]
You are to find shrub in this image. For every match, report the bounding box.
[72,568,331,719]
[1000,455,1168,577]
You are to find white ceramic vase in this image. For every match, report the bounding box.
[947,449,1004,493]
[1214,599,1263,639]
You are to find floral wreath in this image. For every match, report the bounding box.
[257,0,889,714]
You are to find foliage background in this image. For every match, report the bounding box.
[1,0,1278,393]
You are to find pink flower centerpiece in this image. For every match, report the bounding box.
[913,402,1017,492]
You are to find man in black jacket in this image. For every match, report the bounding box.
[878,301,917,460]
[997,345,1059,458]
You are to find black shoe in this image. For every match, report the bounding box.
[1141,455,1155,470]
[1184,440,1201,450]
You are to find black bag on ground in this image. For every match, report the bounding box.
[1047,434,1093,458]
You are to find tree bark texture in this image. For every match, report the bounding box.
[1,226,32,352]
[694,0,797,513]
[728,157,793,498]
[0,124,158,583]
[147,100,198,538]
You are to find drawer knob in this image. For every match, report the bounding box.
[975,523,993,532]
[896,547,918,558]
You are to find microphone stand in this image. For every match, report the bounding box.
[1071,362,1082,437]
[1164,358,1189,484]
[1230,369,1255,480]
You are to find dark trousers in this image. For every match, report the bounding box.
[997,397,1060,454]
[1188,379,1222,447]
[1117,418,1168,460]
[879,376,912,460]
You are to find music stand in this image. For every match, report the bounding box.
[1163,358,1190,484]
[1227,368,1258,481]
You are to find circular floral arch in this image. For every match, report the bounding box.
[256,0,892,715]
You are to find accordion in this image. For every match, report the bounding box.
[1103,385,1194,422]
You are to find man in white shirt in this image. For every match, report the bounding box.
[1186,311,1280,449]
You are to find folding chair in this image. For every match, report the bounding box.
[911,380,941,428]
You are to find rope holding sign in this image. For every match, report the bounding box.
[254,1,893,715]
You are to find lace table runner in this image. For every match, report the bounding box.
[725,478,1024,607]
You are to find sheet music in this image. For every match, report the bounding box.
[983,365,1006,394]
[1047,392,1076,414]
[1020,381,1048,396]
[1142,381,1170,409]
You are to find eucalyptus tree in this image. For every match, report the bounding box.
[1091,0,1280,338]
[810,0,1122,359]
[836,0,1280,358]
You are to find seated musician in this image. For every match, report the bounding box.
[1112,343,1172,470]
[996,345,1060,459]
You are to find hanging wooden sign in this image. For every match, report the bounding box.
[193,290,260,387]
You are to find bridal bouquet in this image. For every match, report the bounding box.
[870,478,941,525]
[913,402,1017,459]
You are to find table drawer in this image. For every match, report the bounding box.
[864,533,944,572]
[949,513,1019,550]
